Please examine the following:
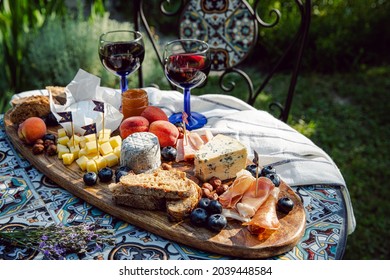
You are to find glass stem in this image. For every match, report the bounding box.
[183,87,191,116]
[120,75,128,93]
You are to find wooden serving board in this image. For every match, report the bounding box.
[4,111,306,259]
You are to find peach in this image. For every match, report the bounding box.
[18,117,47,144]
[148,120,179,147]
[119,116,149,139]
[140,106,168,124]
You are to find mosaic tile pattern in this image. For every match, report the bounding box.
[0,115,347,260]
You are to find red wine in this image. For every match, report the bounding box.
[165,54,211,88]
[99,42,145,76]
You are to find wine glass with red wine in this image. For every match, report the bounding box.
[99,30,144,93]
[164,39,211,130]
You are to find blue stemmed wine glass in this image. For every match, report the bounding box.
[99,30,145,93]
[164,39,211,130]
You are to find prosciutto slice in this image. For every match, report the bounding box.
[243,187,281,235]
[236,177,274,218]
[218,170,255,208]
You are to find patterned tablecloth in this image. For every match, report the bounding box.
[0,114,347,260]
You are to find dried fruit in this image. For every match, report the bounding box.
[46,144,57,156]
[32,143,45,154]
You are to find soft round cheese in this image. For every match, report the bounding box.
[120,132,161,173]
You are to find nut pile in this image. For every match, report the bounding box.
[32,134,57,156]
[201,176,229,200]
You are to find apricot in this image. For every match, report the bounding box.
[119,116,149,139]
[18,117,47,144]
[148,120,179,147]
[140,106,168,124]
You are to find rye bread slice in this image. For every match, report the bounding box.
[166,181,201,221]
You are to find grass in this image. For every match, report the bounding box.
[190,66,390,260]
[1,64,388,259]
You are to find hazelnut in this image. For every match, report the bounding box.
[32,143,45,154]
[161,162,172,170]
[201,188,213,199]
[212,193,219,200]
[208,176,222,189]
[44,139,55,148]
[216,184,229,195]
[35,139,44,145]
[201,182,213,192]
[46,144,57,156]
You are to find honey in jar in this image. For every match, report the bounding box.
[121,89,148,119]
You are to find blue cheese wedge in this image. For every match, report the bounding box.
[194,134,248,181]
[120,132,161,174]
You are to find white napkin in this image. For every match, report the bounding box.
[145,87,356,234]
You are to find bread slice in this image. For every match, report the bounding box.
[109,168,201,221]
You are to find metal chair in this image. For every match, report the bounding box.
[133,0,311,122]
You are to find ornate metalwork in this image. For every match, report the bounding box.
[134,0,312,123]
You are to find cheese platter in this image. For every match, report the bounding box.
[4,108,306,259]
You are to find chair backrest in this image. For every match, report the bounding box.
[133,0,311,122]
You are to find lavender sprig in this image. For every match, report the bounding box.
[0,223,115,259]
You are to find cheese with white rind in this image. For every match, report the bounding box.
[120,132,161,174]
[194,134,248,181]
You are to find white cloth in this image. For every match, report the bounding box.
[145,87,356,234]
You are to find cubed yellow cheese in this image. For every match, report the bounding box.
[86,153,99,160]
[94,156,107,170]
[85,141,98,155]
[113,146,121,159]
[76,155,89,171]
[69,146,80,159]
[62,153,75,165]
[57,145,70,159]
[98,134,110,144]
[79,137,86,148]
[78,148,88,157]
[98,129,112,139]
[99,141,113,156]
[68,135,82,146]
[103,153,119,167]
[57,136,70,146]
[109,135,122,149]
[84,134,96,142]
[58,128,67,138]
[86,160,98,173]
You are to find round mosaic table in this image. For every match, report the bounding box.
[0,113,347,260]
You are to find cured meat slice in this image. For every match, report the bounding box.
[236,177,274,218]
[188,132,204,150]
[243,187,281,236]
[218,170,255,208]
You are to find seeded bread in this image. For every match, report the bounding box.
[109,168,201,221]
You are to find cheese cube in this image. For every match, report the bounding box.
[98,129,112,139]
[68,135,82,146]
[86,153,99,160]
[103,153,119,167]
[69,146,80,159]
[94,156,107,170]
[79,137,86,148]
[98,134,110,144]
[62,153,75,165]
[194,134,248,181]
[57,136,70,146]
[58,128,67,138]
[84,134,96,142]
[76,155,89,171]
[113,146,121,159]
[57,145,70,159]
[109,135,122,149]
[86,160,98,173]
[85,141,98,155]
[99,141,113,156]
[78,148,88,158]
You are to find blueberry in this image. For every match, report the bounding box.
[190,208,208,226]
[42,133,56,142]
[161,146,177,161]
[207,200,223,215]
[277,197,294,213]
[198,198,211,210]
[261,165,276,177]
[83,172,97,186]
[115,170,128,183]
[98,167,113,182]
[115,166,131,176]
[265,173,280,187]
[207,214,227,232]
[245,164,258,177]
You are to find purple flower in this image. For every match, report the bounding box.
[41,235,48,241]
